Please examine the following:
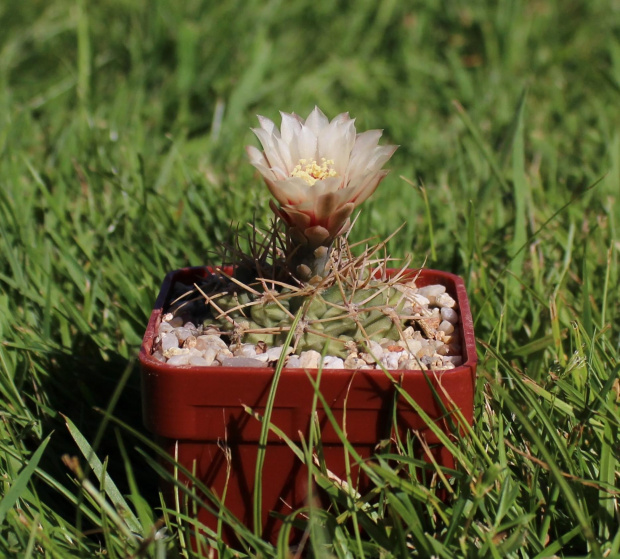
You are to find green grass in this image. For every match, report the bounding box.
[1,0,618,556]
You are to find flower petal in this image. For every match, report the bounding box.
[257,114,277,136]
[318,118,356,172]
[280,111,302,143]
[326,202,354,234]
[251,127,288,172]
[331,111,351,124]
[274,135,295,173]
[296,124,318,162]
[268,177,312,206]
[352,129,383,154]
[250,126,272,151]
[246,144,268,167]
[348,140,396,183]
[304,106,329,135]
[307,176,343,197]
[348,130,383,175]
[314,191,340,221]
[279,205,312,230]
[347,169,389,205]
[365,145,399,173]
[246,146,279,181]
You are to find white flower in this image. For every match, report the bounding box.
[246,106,397,248]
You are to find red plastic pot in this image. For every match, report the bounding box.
[139,267,477,546]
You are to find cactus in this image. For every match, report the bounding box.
[155,108,463,370]
[177,107,421,359]
[198,232,418,358]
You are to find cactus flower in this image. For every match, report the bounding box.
[246,107,397,253]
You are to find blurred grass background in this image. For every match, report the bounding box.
[0,0,618,557]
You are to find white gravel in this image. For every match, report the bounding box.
[152,283,464,370]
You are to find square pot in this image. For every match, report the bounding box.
[139,267,477,545]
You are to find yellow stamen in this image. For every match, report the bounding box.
[290,158,337,186]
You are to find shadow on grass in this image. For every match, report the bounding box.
[29,341,160,535]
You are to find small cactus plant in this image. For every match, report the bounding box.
[204,235,417,358]
[163,107,459,366]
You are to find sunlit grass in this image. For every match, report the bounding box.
[0,0,618,556]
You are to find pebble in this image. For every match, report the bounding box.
[342,353,359,369]
[196,335,227,351]
[436,293,456,308]
[235,344,258,358]
[183,335,197,349]
[216,349,233,363]
[416,344,436,358]
[442,356,463,366]
[409,293,431,312]
[364,340,384,361]
[440,307,459,324]
[360,352,378,365]
[286,355,302,368]
[253,352,270,363]
[205,347,218,364]
[266,346,291,362]
[323,356,344,369]
[164,347,189,357]
[401,339,422,354]
[189,356,212,366]
[402,359,423,370]
[154,282,464,371]
[438,320,455,335]
[174,327,193,342]
[221,357,267,368]
[152,350,166,363]
[167,354,190,366]
[299,350,320,369]
[158,322,174,336]
[420,355,441,368]
[417,284,446,304]
[161,332,179,352]
[380,352,400,370]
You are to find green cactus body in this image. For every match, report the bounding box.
[204,278,411,358]
[250,296,290,326]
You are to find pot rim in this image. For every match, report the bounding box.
[139,266,478,376]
